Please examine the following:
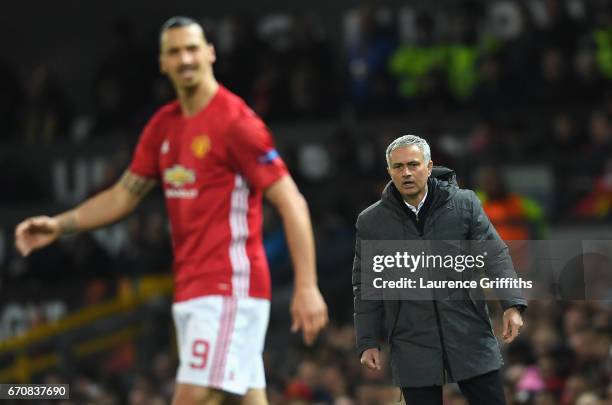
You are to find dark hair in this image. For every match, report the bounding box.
[160,16,200,34]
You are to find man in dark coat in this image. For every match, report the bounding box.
[353,135,526,405]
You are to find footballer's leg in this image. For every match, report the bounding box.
[241,388,268,405]
[172,384,239,405]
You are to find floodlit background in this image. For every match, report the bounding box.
[0,0,611,404]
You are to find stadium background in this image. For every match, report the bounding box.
[1,0,612,403]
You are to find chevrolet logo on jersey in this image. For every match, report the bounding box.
[164,165,196,188]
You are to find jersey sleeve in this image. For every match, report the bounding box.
[129,114,162,179]
[227,115,288,190]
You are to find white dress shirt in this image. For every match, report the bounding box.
[404,189,428,216]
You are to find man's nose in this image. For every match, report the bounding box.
[180,50,193,64]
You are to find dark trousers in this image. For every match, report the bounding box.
[401,370,506,405]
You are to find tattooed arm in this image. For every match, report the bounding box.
[56,170,156,232]
[15,171,156,256]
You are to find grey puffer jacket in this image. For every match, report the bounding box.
[352,166,527,387]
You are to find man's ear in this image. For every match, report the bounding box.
[428,160,433,176]
[208,44,217,64]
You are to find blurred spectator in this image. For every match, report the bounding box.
[575,158,612,218]
[134,76,175,132]
[347,5,397,112]
[562,109,612,214]
[22,65,72,143]
[534,391,558,405]
[476,167,546,240]
[562,374,593,405]
[0,154,45,203]
[252,56,283,119]
[0,58,23,140]
[152,352,176,399]
[288,13,336,118]
[218,15,265,99]
[472,55,509,117]
[573,47,607,105]
[467,121,496,161]
[128,374,165,405]
[547,113,583,216]
[538,355,565,397]
[538,0,582,57]
[530,47,572,112]
[139,212,172,273]
[576,392,603,405]
[580,111,612,178]
[92,20,152,133]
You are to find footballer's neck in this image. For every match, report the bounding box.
[178,76,219,118]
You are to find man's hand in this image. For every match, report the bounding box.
[502,307,524,343]
[14,216,63,257]
[360,348,381,370]
[290,286,328,346]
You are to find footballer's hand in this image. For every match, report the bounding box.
[14,216,62,257]
[360,348,381,371]
[290,285,328,346]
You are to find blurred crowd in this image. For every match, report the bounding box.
[1,0,612,404]
[1,0,611,220]
[1,0,612,128]
[22,300,612,405]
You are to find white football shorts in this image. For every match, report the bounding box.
[172,295,270,395]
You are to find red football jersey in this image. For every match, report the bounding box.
[129,85,288,302]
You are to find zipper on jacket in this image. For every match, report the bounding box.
[432,298,454,383]
[423,213,454,383]
[416,215,424,237]
[410,196,453,383]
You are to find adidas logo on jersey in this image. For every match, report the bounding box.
[161,140,170,154]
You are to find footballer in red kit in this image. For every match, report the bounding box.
[130,85,286,302]
[15,16,328,405]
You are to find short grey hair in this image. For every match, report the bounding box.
[385,135,431,167]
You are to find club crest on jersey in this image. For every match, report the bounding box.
[191,135,211,159]
[163,164,196,187]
